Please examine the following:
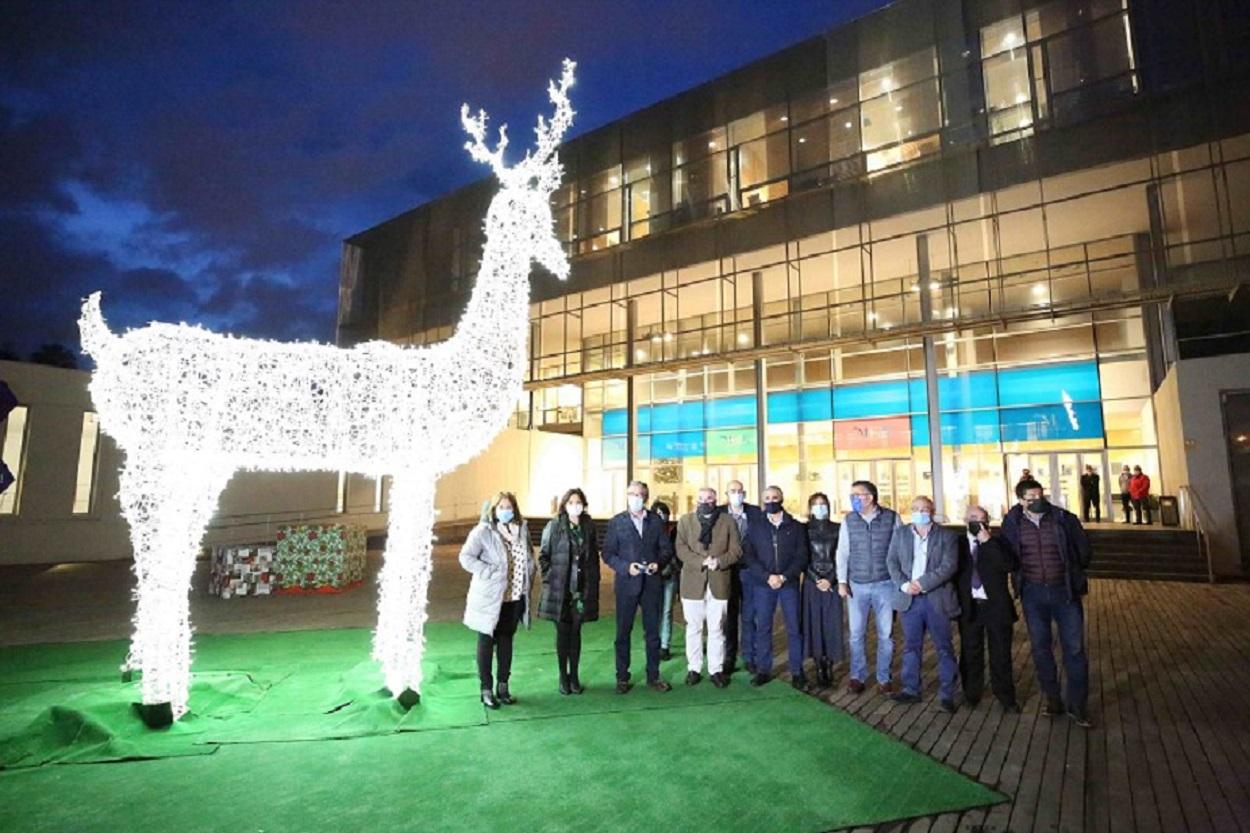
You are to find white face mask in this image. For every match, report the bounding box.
[627,495,645,513]
[811,504,829,520]
[728,492,744,507]
[566,503,583,516]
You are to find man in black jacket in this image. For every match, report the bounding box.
[740,485,809,689]
[1000,479,1093,728]
[602,480,676,693]
[957,505,1020,713]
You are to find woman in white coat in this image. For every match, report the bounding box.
[458,491,536,709]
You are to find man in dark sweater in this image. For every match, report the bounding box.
[957,505,1020,712]
[1000,478,1093,728]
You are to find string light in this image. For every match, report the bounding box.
[79,60,576,724]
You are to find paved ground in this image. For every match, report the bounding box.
[3,549,1250,832]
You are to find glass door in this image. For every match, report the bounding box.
[834,459,913,516]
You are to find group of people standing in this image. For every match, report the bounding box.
[457,474,1094,728]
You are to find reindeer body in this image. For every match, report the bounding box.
[80,62,575,721]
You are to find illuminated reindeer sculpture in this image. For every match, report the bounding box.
[79,61,575,726]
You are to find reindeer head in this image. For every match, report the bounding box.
[461,59,575,281]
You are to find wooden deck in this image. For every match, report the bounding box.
[772,579,1250,832]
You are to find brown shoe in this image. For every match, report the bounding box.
[846,679,865,695]
[879,681,897,695]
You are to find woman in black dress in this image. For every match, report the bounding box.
[538,488,601,694]
[802,492,844,687]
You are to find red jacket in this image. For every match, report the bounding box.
[1129,474,1151,500]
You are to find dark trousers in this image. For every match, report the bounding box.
[1120,492,1132,522]
[1131,497,1153,524]
[725,566,741,669]
[477,598,524,689]
[555,599,583,676]
[958,607,1016,705]
[900,593,958,700]
[1081,493,1100,522]
[1020,582,1088,714]
[614,577,663,682]
[737,571,763,671]
[752,583,803,678]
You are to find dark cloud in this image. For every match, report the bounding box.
[1,0,885,359]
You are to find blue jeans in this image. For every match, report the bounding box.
[739,571,762,670]
[848,580,895,684]
[660,575,677,649]
[1020,582,1088,713]
[752,582,803,677]
[900,593,958,700]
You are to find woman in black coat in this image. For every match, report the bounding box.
[802,492,844,687]
[538,488,601,695]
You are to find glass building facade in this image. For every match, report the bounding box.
[339,0,1250,522]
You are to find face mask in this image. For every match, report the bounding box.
[1026,498,1048,514]
[913,511,932,526]
[627,495,645,513]
[764,500,782,515]
[728,492,744,507]
[496,508,514,524]
[697,503,717,518]
[566,503,583,517]
[850,495,864,513]
[967,520,983,536]
[811,504,829,520]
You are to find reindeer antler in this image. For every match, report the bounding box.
[460,104,511,178]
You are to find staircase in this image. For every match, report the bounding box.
[1086,526,1209,582]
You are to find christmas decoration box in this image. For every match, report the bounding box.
[209,545,275,599]
[273,524,367,594]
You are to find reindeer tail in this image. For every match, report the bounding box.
[79,292,118,361]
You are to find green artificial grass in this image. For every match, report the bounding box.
[0,621,1004,832]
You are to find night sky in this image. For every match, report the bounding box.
[2,0,887,361]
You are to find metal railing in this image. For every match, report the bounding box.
[1178,485,1215,584]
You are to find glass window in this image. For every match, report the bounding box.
[859,49,938,101]
[738,132,790,191]
[673,153,729,216]
[0,405,28,515]
[73,412,100,513]
[860,80,942,152]
[673,126,727,167]
[1048,13,1135,94]
[981,16,1026,58]
[728,104,788,146]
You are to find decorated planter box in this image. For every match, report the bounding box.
[273,524,367,594]
[209,545,275,599]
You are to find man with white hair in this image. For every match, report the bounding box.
[887,495,960,713]
[674,487,742,688]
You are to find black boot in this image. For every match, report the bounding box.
[816,661,832,687]
[568,666,584,694]
[481,687,500,710]
[558,670,571,696]
[496,681,517,705]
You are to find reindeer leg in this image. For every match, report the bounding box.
[372,473,435,708]
[117,455,228,727]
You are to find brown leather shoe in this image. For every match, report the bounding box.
[647,679,672,693]
[846,678,865,695]
[879,681,897,695]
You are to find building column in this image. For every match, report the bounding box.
[918,233,945,517]
[752,271,768,495]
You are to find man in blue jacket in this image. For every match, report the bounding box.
[741,485,810,689]
[601,480,676,693]
[1000,478,1093,728]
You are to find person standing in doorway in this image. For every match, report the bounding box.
[1001,478,1093,728]
[1129,466,1153,525]
[723,480,759,675]
[803,492,843,688]
[601,481,675,693]
[1118,464,1133,524]
[1080,464,1101,523]
[674,487,742,688]
[538,488,600,695]
[836,480,903,696]
[957,505,1020,712]
[741,485,809,689]
[459,492,536,709]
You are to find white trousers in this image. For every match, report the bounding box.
[682,586,728,674]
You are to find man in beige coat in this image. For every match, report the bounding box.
[675,487,743,688]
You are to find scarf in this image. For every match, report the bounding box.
[697,505,719,547]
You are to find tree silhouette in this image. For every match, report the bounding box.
[29,343,78,369]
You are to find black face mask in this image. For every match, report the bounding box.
[763,500,783,515]
[967,521,983,535]
[697,503,717,518]
[1026,498,1048,514]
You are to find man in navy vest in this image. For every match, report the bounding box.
[836,479,903,695]
[602,480,676,693]
[740,485,809,689]
[1000,478,1092,727]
